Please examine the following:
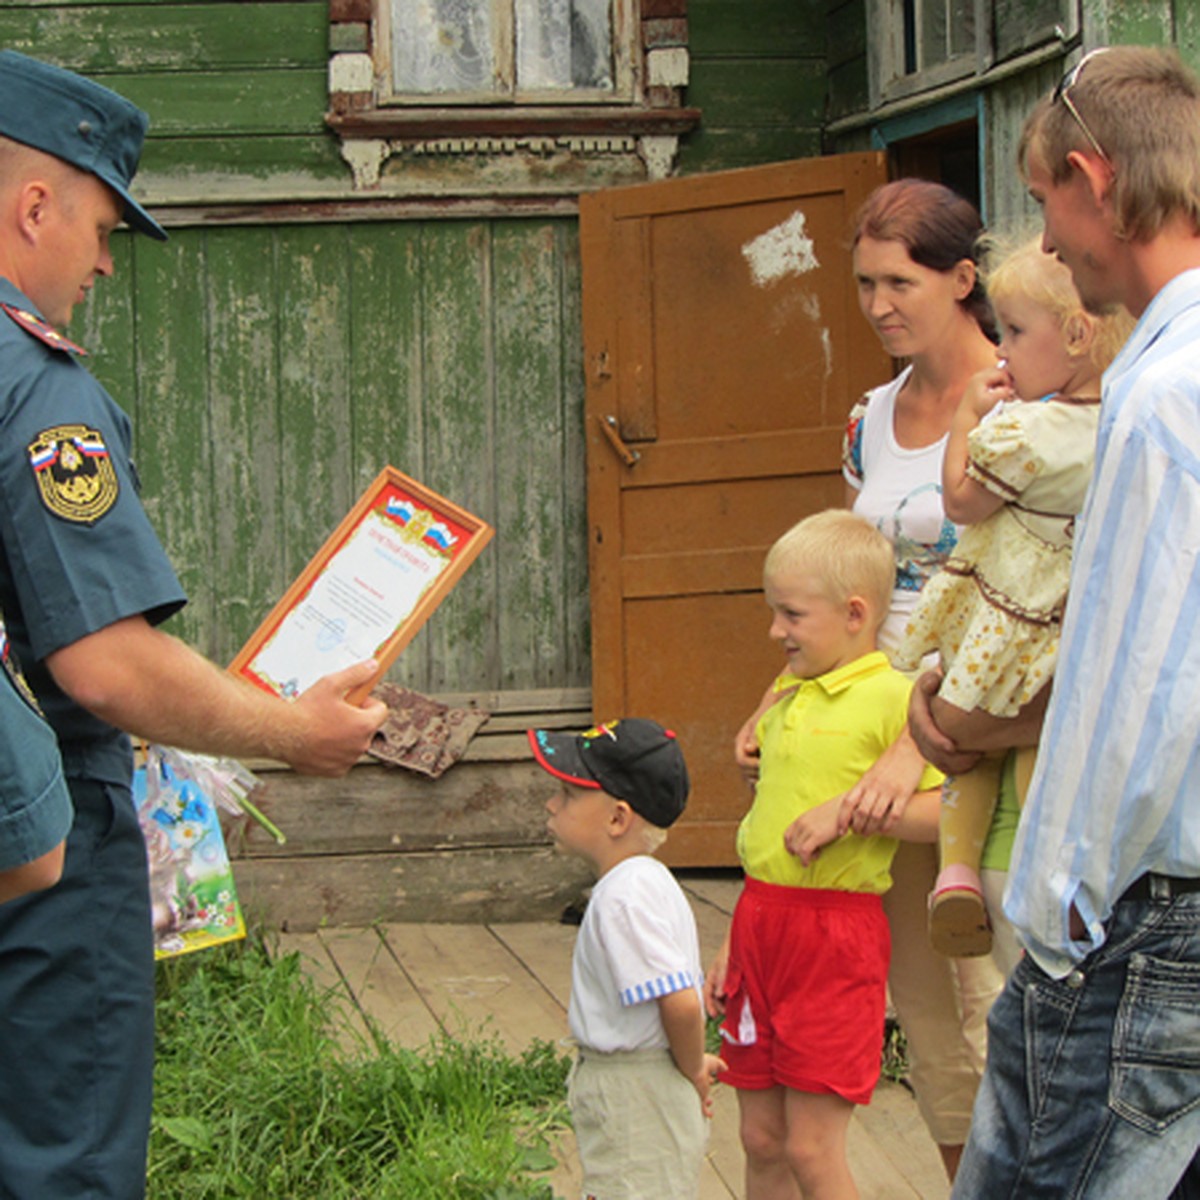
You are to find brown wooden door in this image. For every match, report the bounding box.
[580,152,891,865]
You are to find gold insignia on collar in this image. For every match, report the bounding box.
[28,424,119,523]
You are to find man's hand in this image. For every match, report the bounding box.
[285,660,388,776]
[48,617,387,776]
[907,669,982,775]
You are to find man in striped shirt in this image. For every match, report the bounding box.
[914,45,1200,1199]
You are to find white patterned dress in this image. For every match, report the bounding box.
[894,394,1100,717]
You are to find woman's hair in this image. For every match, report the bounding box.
[852,178,995,338]
[985,233,1134,371]
[1019,46,1200,242]
[764,509,894,625]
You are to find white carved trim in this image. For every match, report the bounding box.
[340,138,388,188]
[638,135,678,180]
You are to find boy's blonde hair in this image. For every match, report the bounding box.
[764,509,894,628]
[985,234,1134,372]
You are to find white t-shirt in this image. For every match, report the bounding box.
[842,366,959,653]
[569,855,704,1053]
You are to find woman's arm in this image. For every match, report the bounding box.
[835,726,927,836]
[734,680,800,782]
[733,682,777,781]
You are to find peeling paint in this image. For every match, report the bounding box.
[742,210,819,287]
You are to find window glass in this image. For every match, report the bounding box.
[516,0,613,92]
[390,0,497,96]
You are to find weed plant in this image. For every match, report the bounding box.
[148,938,570,1199]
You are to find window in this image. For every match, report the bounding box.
[902,0,977,75]
[326,0,699,192]
[381,0,631,104]
[868,0,1075,106]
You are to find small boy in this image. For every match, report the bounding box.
[704,510,943,1200]
[528,718,725,1200]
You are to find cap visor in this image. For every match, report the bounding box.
[527,729,601,790]
[123,197,167,240]
[105,177,166,240]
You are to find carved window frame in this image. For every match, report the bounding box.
[326,0,700,191]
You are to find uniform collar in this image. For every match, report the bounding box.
[773,650,892,697]
[0,276,87,356]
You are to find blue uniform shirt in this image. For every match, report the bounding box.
[0,277,186,784]
[0,647,72,870]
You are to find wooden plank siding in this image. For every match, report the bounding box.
[0,0,840,923]
[74,221,591,692]
[679,0,829,172]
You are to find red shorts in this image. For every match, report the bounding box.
[719,877,890,1105]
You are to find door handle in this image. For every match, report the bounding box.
[597,414,640,467]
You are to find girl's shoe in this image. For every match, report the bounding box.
[928,864,992,958]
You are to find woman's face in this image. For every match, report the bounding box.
[852,235,974,359]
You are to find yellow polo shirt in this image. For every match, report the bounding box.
[736,651,943,894]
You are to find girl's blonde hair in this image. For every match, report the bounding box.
[984,234,1134,372]
[764,509,894,628]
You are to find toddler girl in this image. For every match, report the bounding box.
[895,237,1133,958]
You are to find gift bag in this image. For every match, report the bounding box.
[135,747,248,959]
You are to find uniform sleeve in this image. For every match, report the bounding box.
[964,404,1044,503]
[0,349,185,661]
[0,675,72,869]
[593,872,699,1007]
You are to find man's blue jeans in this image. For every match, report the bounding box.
[953,886,1200,1199]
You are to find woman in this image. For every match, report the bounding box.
[731,179,1004,1182]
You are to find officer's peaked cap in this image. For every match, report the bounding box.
[0,50,166,240]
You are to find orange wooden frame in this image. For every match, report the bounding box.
[228,466,493,705]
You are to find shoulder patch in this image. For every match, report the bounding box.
[28,425,119,524]
[2,304,88,356]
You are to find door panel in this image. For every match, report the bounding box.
[581,153,891,864]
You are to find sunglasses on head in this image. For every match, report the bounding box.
[1053,47,1113,167]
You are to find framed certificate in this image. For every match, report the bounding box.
[228,467,493,705]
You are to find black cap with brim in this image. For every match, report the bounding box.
[527,719,690,829]
[0,50,166,240]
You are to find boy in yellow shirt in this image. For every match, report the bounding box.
[704,510,943,1200]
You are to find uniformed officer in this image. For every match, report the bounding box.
[0,51,387,1198]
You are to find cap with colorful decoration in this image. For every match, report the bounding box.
[0,50,166,240]
[527,718,689,829]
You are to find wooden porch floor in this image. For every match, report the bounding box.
[277,873,950,1200]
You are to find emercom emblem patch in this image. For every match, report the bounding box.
[28,425,119,523]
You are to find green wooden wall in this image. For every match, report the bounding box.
[73,220,590,694]
[676,0,827,171]
[0,0,828,700]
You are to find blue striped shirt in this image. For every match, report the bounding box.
[1005,269,1200,977]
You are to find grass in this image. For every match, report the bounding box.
[148,937,571,1199]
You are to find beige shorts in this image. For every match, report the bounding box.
[568,1047,708,1200]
